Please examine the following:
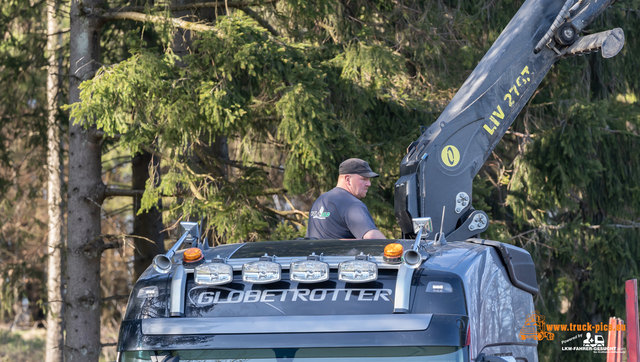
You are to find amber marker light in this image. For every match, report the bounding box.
[383,243,403,264]
[183,247,204,267]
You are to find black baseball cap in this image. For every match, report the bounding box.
[339,158,379,178]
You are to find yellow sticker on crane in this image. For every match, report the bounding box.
[441,145,460,167]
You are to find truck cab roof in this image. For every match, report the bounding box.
[118,238,538,362]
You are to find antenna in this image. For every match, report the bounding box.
[434,206,447,246]
[439,206,445,234]
[199,216,209,250]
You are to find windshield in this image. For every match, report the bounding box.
[122,346,467,361]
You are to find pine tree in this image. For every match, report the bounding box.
[0,0,53,325]
[45,0,64,360]
[68,0,425,243]
[66,0,105,359]
[56,0,640,360]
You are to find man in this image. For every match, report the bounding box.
[306,158,386,239]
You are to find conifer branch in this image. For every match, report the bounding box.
[481,169,501,190]
[188,180,207,200]
[48,28,70,37]
[505,130,534,139]
[262,205,309,218]
[589,224,640,229]
[101,159,132,173]
[224,158,285,171]
[83,236,120,255]
[390,0,421,14]
[598,127,639,136]
[283,194,296,211]
[191,145,227,178]
[95,130,121,141]
[99,1,282,36]
[240,7,280,37]
[105,204,133,218]
[111,0,278,13]
[99,11,220,34]
[85,198,137,250]
[508,221,640,246]
[104,187,145,198]
[140,145,219,183]
[263,188,288,196]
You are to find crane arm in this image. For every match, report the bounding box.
[395,0,624,240]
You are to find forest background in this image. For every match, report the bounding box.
[1,0,639,361]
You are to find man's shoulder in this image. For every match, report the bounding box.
[320,187,359,201]
[311,188,363,219]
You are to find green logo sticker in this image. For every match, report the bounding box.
[311,206,330,220]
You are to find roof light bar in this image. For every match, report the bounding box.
[338,260,378,283]
[243,260,281,284]
[290,260,330,283]
[195,263,234,286]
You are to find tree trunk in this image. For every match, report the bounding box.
[66,0,105,361]
[45,0,64,361]
[132,151,165,279]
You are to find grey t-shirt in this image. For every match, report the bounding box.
[306,187,378,239]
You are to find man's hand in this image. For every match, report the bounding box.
[363,229,386,239]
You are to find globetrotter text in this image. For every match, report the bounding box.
[189,288,394,307]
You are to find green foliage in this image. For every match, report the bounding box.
[64,1,640,361]
[0,0,50,192]
[0,0,59,323]
[270,222,307,241]
[68,8,424,242]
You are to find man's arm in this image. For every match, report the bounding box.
[363,229,386,239]
[344,202,385,239]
